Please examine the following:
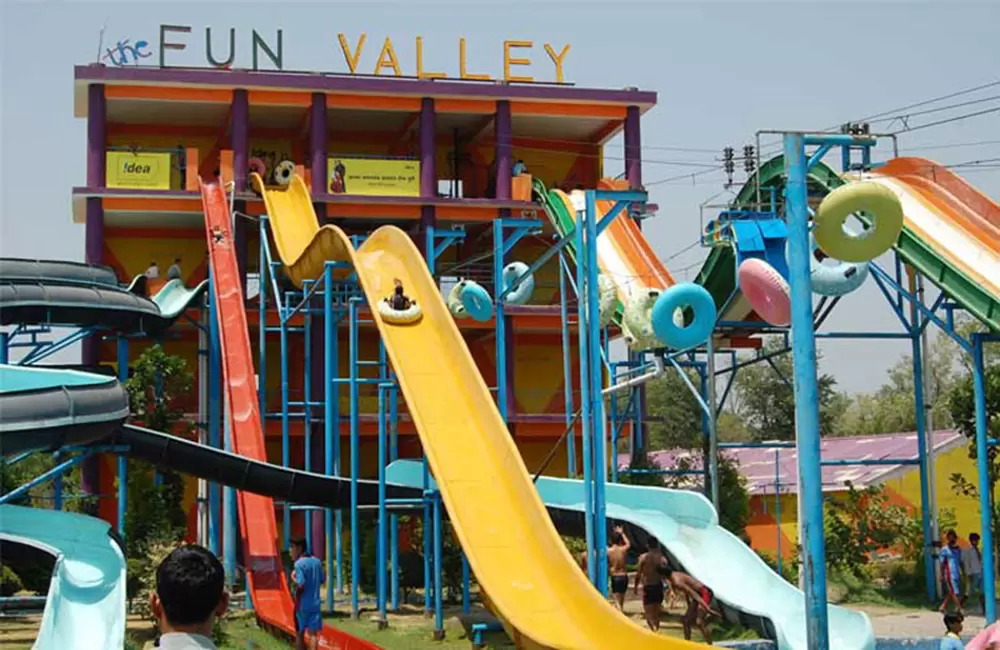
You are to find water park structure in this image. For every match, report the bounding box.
[0,51,999,650]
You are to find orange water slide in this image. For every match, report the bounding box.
[198,179,381,650]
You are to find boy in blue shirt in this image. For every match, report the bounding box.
[290,537,324,650]
[940,613,963,650]
[939,530,964,616]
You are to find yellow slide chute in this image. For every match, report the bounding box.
[254,174,705,649]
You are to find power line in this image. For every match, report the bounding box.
[891,105,1000,135]
[850,79,1000,124]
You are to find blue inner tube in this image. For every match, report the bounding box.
[791,235,870,297]
[502,261,535,306]
[460,281,494,322]
[650,283,716,350]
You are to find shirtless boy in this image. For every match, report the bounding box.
[634,537,669,631]
[607,525,631,611]
[668,568,720,644]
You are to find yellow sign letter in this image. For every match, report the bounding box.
[374,37,402,76]
[503,40,534,83]
[459,38,491,81]
[415,36,446,79]
[337,33,367,74]
[543,43,571,83]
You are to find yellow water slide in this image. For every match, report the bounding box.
[254,175,704,649]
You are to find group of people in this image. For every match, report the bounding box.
[582,525,719,643]
[938,528,985,616]
[145,258,184,281]
[148,537,323,650]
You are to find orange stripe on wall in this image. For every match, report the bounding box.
[103,198,203,212]
[510,101,626,119]
[327,94,420,111]
[247,90,311,106]
[105,85,233,103]
[435,99,497,114]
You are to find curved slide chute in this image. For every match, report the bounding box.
[386,459,875,650]
[256,174,707,649]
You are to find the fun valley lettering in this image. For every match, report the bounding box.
[157,25,571,83]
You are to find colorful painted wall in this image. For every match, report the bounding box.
[745,440,988,560]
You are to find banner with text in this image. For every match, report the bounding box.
[106,151,172,190]
[328,157,420,197]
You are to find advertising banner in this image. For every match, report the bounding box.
[106,151,172,190]
[328,157,420,197]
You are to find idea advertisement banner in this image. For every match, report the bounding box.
[328,157,420,197]
[106,151,172,190]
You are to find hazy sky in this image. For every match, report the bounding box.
[1,1,998,395]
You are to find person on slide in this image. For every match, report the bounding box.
[607,525,631,612]
[668,567,721,644]
[385,278,413,312]
[634,537,669,631]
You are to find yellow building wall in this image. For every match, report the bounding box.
[744,441,986,558]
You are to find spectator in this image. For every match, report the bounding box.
[167,258,182,281]
[939,529,964,615]
[964,532,984,613]
[150,544,229,650]
[145,261,160,280]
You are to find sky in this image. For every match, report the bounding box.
[1,1,999,395]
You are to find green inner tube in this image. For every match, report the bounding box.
[814,182,903,263]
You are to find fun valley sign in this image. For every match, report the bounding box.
[156,25,572,83]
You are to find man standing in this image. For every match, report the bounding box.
[963,532,984,614]
[167,258,183,281]
[150,544,229,650]
[634,537,668,631]
[290,537,324,650]
[607,525,631,612]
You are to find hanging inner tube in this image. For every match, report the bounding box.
[447,281,470,318]
[460,281,493,322]
[273,160,296,187]
[738,258,791,327]
[797,233,870,297]
[651,283,716,350]
[813,182,903,263]
[501,261,535,306]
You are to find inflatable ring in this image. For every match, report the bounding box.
[622,289,663,350]
[501,261,535,306]
[651,283,715,350]
[738,258,790,327]
[446,281,470,318]
[248,157,267,180]
[273,160,296,187]
[598,274,617,327]
[377,299,422,325]
[459,281,493,322]
[814,182,903,263]
[792,233,870,297]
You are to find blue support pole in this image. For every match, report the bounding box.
[389,384,400,611]
[585,191,609,597]
[609,366,618,483]
[377,384,388,624]
[0,454,91,505]
[784,133,829,650]
[558,252,576,476]
[462,554,470,614]
[52,450,62,511]
[910,293,936,603]
[211,278,235,585]
[423,463,433,615]
[349,298,361,618]
[575,201,595,585]
[0,332,8,364]
[303,281,314,547]
[433,493,444,639]
[280,294,291,550]
[116,336,128,538]
[323,264,335,611]
[972,333,996,624]
[493,219,508,421]
[775,449,782,578]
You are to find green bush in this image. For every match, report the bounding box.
[1,565,24,597]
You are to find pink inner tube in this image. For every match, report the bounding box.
[966,623,1000,650]
[738,258,791,327]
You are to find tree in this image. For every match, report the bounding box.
[644,368,704,450]
[661,454,751,539]
[730,338,846,440]
[839,332,957,435]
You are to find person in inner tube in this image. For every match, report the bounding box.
[385,278,413,311]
